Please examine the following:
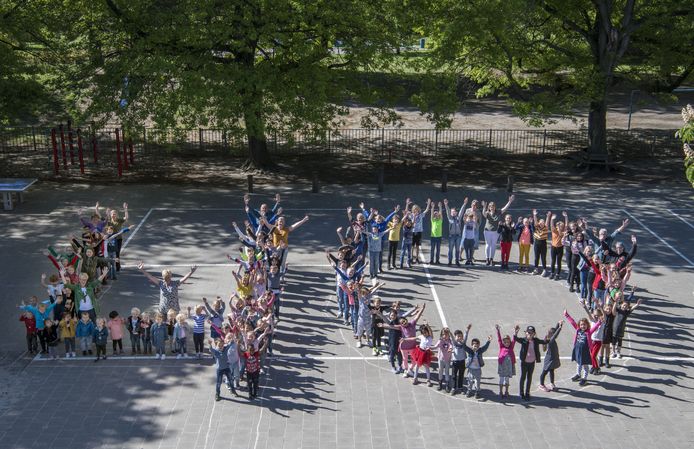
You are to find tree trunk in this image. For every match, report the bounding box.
[243,104,272,168]
[587,99,609,159]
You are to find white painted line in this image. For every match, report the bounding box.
[152,207,347,212]
[418,254,448,328]
[667,208,694,212]
[121,207,153,252]
[120,263,330,268]
[622,209,694,266]
[28,354,694,363]
[667,209,694,230]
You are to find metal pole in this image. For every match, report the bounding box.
[51,129,59,175]
[67,120,75,164]
[77,129,85,174]
[627,89,639,131]
[59,124,67,169]
[115,128,122,178]
[129,138,134,165]
[122,130,129,170]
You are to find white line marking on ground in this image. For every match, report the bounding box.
[667,208,694,230]
[418,254,448,328]
[202,394,217,449]
[622,209,694,265]
[29,355,694,365]
[121,207,153,252]
[120,263,329,268]
[152,207,348,212]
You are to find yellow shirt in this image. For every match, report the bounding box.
[388,222,403,242]
[272,228,290,247]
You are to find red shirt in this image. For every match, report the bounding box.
[243,351,261,374]
[20,315,37,334]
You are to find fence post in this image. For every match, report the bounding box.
[488,129,493,151]
[142,128,147,152]
[67,120,75,165]
[115,128,123,178]
[198,127,203,150]
[122,130,130,170]
[222,129,227,149]
[274,130,278,153]
[129,138,134,165]
[92,133,98,165]
[32,126,37,151]
[312,172,319,193]
[77,129,85,174]
[542,129,547,154]
[327,129,331,154]
[51,128,59,175]
[434,129,439,157]
[59,124,67,169]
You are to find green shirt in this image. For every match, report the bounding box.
[431,217,443,238]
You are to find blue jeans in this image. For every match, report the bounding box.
[430,237,441,263]
[463,238,475,262]
[337,287,347,317]
[400,242,412,266]
[579,269,590,299]
[350,304,358,335]
[448,235,461,263]
[368,251,380,277]
[216,368,232,395]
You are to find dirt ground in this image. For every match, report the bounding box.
[341,91,694,130]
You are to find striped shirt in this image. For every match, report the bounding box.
[191,314,206,334]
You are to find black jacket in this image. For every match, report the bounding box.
[514,336,547,364]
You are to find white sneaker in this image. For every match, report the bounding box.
[184,353,190,358]
[72,352,76,358]
[155,354,161,360]
[64,354,70,359]
[617,352,623,359]
[356,341,362,348]
[161,354,166,360]
[177,354,182,360]
[402,371,410,378]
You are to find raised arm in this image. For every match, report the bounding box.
[123,202,129,221]
[289,215,309,232]
[458,197,468,216]
[500,194,515,214]
[563,309,578,330]
[548,321,563,344]
[137,262,160,285]
[443,199,451,219]
[615,218,629,235]
[179,265,198,284]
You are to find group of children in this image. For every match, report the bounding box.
[18,194,306,402]
[327,196,644,400]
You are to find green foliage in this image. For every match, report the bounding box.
[678,105,694,187]
[416,0,694,153]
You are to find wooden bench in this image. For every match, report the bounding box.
[0,178,37,210]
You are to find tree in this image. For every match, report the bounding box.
[419,0,694,162]
[37,0,409,168]
[0,1,64,124]
[678,105,694,187]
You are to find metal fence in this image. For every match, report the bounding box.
[0,126,681,179]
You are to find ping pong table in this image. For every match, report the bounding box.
[0,178,37,210]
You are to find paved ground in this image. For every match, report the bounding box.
[1,181,693,449]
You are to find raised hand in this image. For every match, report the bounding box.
[336,227,343,233]
[562,211,568,218]
[466,323,472,330]
[487,335,492,341]
[443,199,449,205]
[359,202,365,209]
[347,206,352,214]
[137,261,145,270]
[532,208,537,215]
[243,194,250,204]
[123,202,128,210]
[631,235,637,244]
[494,324,500,330]
[275,193,281,203]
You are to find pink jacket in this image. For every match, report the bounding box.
[107,317,125,340]
[564,311,601,345]
[496,328,516,365]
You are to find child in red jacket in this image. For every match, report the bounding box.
[20,312,38,354]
